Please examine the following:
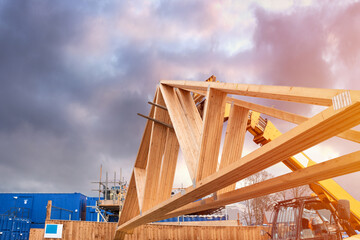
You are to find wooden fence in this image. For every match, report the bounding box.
[29,220,269,240]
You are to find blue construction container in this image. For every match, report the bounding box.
[0,215,30,240]
[0,193,87,229]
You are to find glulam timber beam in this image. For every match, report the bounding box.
[161,80,360,106]
[134,90,157,169]
[115,100,360,236]
[116,173,139,235]
[175,89,203,145]
[164,150,360,218]
[160,85,200,181]
[217,104,249,194]
[116,89,159,236]
[196,88,227,182]
[189,89,359,143]
[156,129,180,204]
[229,97,360,143]
[134,167,146,211]
[142,90,169,212]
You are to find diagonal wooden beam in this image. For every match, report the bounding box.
[196,88,227,182]
[116,90,159,237]
[115,101,360,236]
[156,129,180,204]
[117,173,139,228]
[134,89,157,169]
[134,167,146,212]
[142,90,169,212]
[176,89,203,145]
[160,84,200,181]
[164,150,360,218]
[161,80,360,106]
[217,104,249,195]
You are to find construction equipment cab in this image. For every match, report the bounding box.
[262,197,356,240]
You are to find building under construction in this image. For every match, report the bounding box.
[22,78,360,240]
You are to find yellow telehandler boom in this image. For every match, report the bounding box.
[246,110,360,232]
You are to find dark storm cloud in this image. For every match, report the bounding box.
[0,0,87,134]
[0,0,359,198]
[0,0,151,194]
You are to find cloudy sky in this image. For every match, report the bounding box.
[0,0,359,199]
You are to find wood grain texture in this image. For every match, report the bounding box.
[217,105,249,194]
[176,89,203,145]
[191,90,360,143]
[115,80,360,240]
[196,88,227,182]
[116,101,360,234]
[165,150,360,218]
[29,220,269,240]
[142,90,169,212]
[160,84,199,180]
[157,129,180,204]
[229,97,360,143]
[161,80,360,106]
[118,173,139,228]
[134,88,157,169]
[134,167,146,212]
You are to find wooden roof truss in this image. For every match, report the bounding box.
[114,80,360,239]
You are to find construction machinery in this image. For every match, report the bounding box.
[246,110,360,239]
[265,196,352,240]
[194,76,360,238]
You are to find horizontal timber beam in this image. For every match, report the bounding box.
[188,89,359,143]
[164,150,360,218]
[161,80,360,106]
[115,101,360,235]
[228,97,360,143]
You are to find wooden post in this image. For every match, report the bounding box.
[46,200,52,221]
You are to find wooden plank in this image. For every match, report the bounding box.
[196,88,227,182]
[164,150,360,218]
[161,80,360,106]
[29,228,44,240]
[116,101,360,235]
[142,90,169,212]
[157,129,180,203]
[229,97,360,143]
[134,89,157,169]
[133,167,146,212]
[160,84,199,181]
[229,97,308,124]
[337,129,360,143]
[176,89,203,145]
[118,173,140,227]
[193,90,360,143]
[46,200,52,220]
[217,105,249,194]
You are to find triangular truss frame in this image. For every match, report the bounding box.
[114,80,360,239]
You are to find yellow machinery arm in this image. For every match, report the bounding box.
[247,110,360,231]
